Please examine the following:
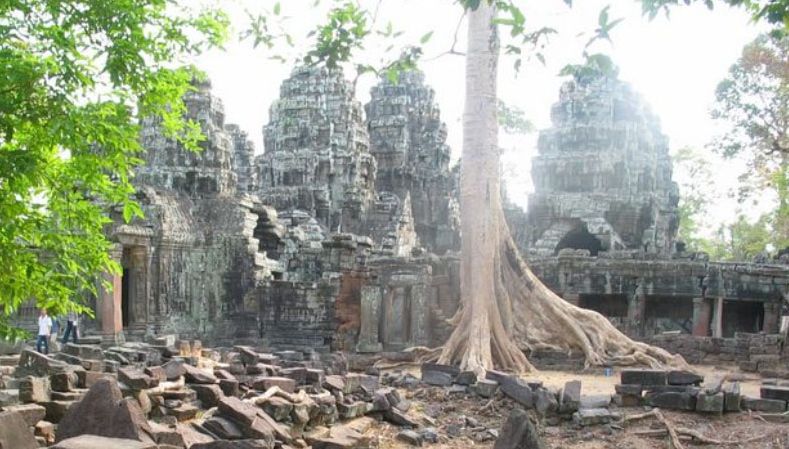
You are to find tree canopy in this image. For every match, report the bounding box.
[0,0,227,338]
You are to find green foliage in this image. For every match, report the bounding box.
[712,33,788,159]
[304,2,370,69]
[560,53,620,82]
[0,1,227,338]
[641,0,789,30]
[497,100,535,135]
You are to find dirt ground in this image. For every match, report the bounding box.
[364,365,789,449]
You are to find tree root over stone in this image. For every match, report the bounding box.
[436,205,689,376]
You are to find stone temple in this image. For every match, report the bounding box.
[14,66,788,369]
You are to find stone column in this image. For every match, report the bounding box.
[762,301,781,334]
[711,297,724,338]
[99,246,124,343]
[627,286,646,337]
[692,297,711,337]
[409,285,429,347]
[356,286,383,352]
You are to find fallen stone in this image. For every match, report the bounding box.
[473,379,499,398]
[42,400,74,423]
[534,388,558,416]
[741,396,787,413]
[384,407,418,427]
[0,410,38,449]
[220,378,240,397]
[217,396,290,443]
[203,416,245,439]
[559,380,581,413]
[309,423,368,449]
[162,359,187,380]
[183,364,218,384]
[760,385,789,402]
[580,394,611,409]
[696,391,724,413]
[454,371,477,386]
[192,441,274,449]
[51,368,81,392]
[2,403,46,426]
[420,363,458,387]
[612,393,641,407]
[614,384,642,395]
[667,370,703,386]
[644,391,696,411]
[280,367,307,385]
[337,401,370,419]
[192,383,225,408]
[118,368,156,390]
[572,408,614,426]
[50,435,159,449]
[18,349,67,377]
[501,378,534,408]
[19,376,50,403]
[396,429,423,446]
[252,376,296,393]
[323,375,345,392]
[55,378,153,443]
[260,396,293,421]
[34,419,55,444]
[621,369,667,386]
[723,382,741,412]
[166,403,199,421]
[63,344,104,361]
[493,407,546,449]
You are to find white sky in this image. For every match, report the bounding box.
[192,0,768,229]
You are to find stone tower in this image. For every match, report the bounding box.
[255,66,376,234]
[137,79,237,197]
[365,70,459,253]
[525,72,679,257]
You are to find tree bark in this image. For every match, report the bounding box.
[438,1,686,375]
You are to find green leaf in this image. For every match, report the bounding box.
[420,31,434,44]
[274,2,281,15]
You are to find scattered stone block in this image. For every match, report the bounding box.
[34,419,55,444]
[306,368,325,385]
[396,429,423,446]
[696,391,724,413]
[421,363,459,387]
[166,403,199,421]
[534,388,558,415]
[501,378,534,408]
[454,371,477,385]
[384,407,418,427]
[50,435,159,449]
[644,391,696,411]
[19,376,49,403]
[741,396,787,413]
[492,407,546,449]
[473,379,499,398]
[55,378,152,443]
[572,408,614,426]
[280,367,308,385]
[667,370,703,386]
[183,364,218,384]
[219,378,240,397]
[202,416,244,440]
[621,369,667,386]
[42,400,74,423]
[118,367,156,390]
[261,396,294,421]
[0,410,38,449]
[252,376,296,393]
[612,393,641,407]
[559,380,581,414]
[3,403,46,426]
[614,384,642,395]
[162,359,187,380]
[323,375,345,392]
[580,394,611,409]
[192,383,225,408]
[0,389,19,407]
[760,385,789,402]
[723,382,741,412]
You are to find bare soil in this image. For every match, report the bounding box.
[364,365,789,449]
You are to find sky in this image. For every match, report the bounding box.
[191,0,768,229]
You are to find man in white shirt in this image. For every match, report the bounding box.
[36,309,52,354]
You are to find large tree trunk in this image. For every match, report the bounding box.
[438,1,686,375]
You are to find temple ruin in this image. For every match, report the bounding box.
[14,66,785,364]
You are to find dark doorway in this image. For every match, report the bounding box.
[579,294,628,317]
[722,300,763,337]
[121,268,131,328]
[555,225,604,256]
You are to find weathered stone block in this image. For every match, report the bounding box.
[644,392,696,411]
[760,385,789,402]
[191,384,225,408]
[695,392,724,413]
[19,377,49,404]
[723,382,741,412]
[0,410,42,449]
[501,378,534,409]
[559,380,581,414]
[667,370,703,386]
[572,408,614,426]
[473,379,499,398]
[252,376,296,393]
[2,403,46,426]
[741,396,787,413]
[621,369,666,386]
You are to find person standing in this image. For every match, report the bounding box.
[36,309,52,354]
[62,310,78,344]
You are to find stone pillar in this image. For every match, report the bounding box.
[762,301,781,334]
[711,297,724,338]
[692,297,711,337]
[409,285,429,347]
[99,272,123,343]
[627,286,646,337]
[356,286,383,352]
